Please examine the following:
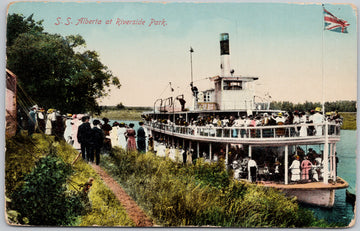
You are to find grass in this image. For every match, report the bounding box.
[98,109,145,121]
[100,148,333,228]
[339,112,357,130]
[5,133,134,227]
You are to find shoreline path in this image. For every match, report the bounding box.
[91,164,154,227]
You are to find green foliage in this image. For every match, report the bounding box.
[48,140,135,227]
[6,13,44,47]
[5,133,50,195]
[6,13,121,114]
[270,100,357,113]
[101,149,330,227]
[339,112,357,130]
[98,109,145,121]
[5,134,134,226]
[10,153,84,225]
[116,103,126,110]
[185,158,231,189]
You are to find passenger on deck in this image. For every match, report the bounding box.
[313,107,324,136]
[301,156,312,181]
[311,159,319,181]
[289,155,301,182]
[299,112,308,137]
[248,157,258,182]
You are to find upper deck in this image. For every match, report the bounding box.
[145,121,341,146]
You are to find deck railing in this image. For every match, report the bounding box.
[145,121,341,139]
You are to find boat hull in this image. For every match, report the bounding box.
[261,177,348,208]
[282,188,335,207]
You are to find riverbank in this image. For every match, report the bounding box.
[339,112,357,130]
[99,109,144,121]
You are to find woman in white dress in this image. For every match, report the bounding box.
[45,109,53,135]
[289,156,301,182]
[110,122,119,147]
[71,114,81,150]
[63,114,73,143]
[117,123,127,150]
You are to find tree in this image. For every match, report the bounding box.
[6,13,121,113]
[6,13,44,47]
[116,103,126,110]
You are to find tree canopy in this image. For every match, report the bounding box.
[6,13,121,114]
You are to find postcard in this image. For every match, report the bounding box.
[3,0,357,228]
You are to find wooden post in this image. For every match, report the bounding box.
[197,142,200,158]
[333,143,337,181]
[225,143,229,168]
[248,145,252,181]
[285,145,289,185]
[323,121,329,184]
[209,143,212,161]
[329,143,333,179]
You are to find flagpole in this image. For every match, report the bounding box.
[321,4,325,116]
[322,4,329,185]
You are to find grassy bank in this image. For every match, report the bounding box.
[339,112,357,130]
[5,134,134,226]
[99,109,145,121]
[100,148,334,228]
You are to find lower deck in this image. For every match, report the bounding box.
[260,176,348,190]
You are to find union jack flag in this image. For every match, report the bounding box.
[323,7,350,33]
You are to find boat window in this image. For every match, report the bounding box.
[223,81,242,90]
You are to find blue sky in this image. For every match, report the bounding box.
[6,1,357,106]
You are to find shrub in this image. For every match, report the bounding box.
[10,153,84,226]
[101,148,330,227]
[6,134,134,227]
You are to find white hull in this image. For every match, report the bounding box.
[282,188,335,207]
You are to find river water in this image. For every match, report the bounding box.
[104,120,357,226]
[300,130,356,226]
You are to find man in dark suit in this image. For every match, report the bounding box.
[77,116,92,161]
[90,120,104,165]
[137,121,146,153]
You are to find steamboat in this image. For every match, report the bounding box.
[142,33,348,207]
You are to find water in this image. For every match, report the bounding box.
[300,130,356,226]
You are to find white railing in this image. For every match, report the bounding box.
[145,121,341,139]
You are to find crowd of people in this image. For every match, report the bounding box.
[230,146,335,184]
[21,105,149,165]
[144,107,342,138]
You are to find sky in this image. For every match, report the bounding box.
[5,1,358,107]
